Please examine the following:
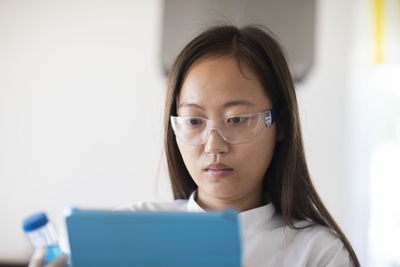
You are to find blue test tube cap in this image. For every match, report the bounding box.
[22,212,48,232]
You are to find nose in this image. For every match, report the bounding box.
[204,129,229,155]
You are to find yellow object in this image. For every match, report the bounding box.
[398,0,400,62]
[373,0,384,63]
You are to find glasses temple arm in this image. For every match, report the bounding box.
[264,108,277,127]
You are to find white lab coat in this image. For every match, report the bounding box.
[117,190,353,267]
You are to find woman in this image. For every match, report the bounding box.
[30,25,360,267]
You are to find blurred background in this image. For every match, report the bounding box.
[0,0,399,266]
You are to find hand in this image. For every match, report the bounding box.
[28,247,68,267]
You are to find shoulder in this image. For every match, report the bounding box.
[241,206,353,266]
[289,221,353,266]
[115,199,189,212]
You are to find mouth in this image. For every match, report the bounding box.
[204,163,234,178]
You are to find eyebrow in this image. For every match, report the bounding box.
[178,100,255,110]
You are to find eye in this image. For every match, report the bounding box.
[184,117,204,128]
[227,116,249,124]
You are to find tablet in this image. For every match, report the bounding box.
[65,208,241,267]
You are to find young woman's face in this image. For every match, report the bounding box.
[176,56,278,211]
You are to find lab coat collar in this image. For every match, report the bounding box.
[187,190,205,212]
[187,190,276,232]
[239,202,275,234]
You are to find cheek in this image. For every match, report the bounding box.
[176,140,202,173]
[237,133,276,177]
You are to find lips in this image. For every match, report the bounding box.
[204,163,234,178]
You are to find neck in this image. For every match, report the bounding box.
[195,189,265,212]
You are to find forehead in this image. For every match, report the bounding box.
[178,56,272,110]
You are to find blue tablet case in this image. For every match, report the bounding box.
[65,208,241,267]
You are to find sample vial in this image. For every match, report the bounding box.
[22,212,65,264]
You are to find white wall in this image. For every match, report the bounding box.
[0,0,368,264]
[0,0,171,262]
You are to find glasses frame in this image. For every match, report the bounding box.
[170,108,276,145]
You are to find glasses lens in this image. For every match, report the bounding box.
[171,116,206,145]
[221,113,263,143]
[170,112,267,145]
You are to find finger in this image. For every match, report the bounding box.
[44,254,68,267]
[28,247,46,267]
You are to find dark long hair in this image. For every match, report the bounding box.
[163,25,360,266]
